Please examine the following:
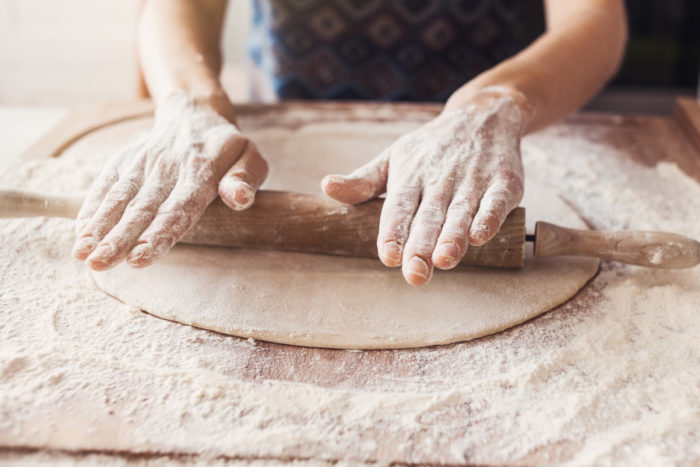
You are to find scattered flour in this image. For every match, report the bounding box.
[0,119,698,464]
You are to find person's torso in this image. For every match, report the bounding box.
[248,0,523,102]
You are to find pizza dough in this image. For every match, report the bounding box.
[88,121,599,349]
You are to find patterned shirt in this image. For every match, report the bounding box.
[248,0,523,102]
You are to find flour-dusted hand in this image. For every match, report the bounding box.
[72,92,268,270]
[322,88,529,286]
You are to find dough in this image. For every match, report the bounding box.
[91,121,599,349]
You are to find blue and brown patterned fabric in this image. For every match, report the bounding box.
[248,0,523,102]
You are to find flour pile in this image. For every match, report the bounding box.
[0,119,698,464]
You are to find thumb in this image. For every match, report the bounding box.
[218,142,269,211]
[322,151,389,205]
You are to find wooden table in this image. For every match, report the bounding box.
[2,98,700,464]
[17,97,700,181]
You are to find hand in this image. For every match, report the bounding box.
[322,89,527,286]
[72,92,268,270]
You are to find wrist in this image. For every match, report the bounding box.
[443,85,535,120]
[157,87,237,125]
[194,88,238,124]
[442,85,535,134]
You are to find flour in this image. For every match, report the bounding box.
[1,118,699,464]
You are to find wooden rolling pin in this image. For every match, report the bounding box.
[1,187,699,269]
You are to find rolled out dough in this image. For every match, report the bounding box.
[91,121,599,349]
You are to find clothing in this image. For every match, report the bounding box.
[248,0,523,102]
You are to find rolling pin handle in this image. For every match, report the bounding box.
[534,221,700,269]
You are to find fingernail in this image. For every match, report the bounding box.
[470,224,490,243]
[326,175,345,183]
[381,241,402,265]
[228,182,254,210]
[127,244,151,266]
[321,175,338,192]
[408,256,430,280]
[88,243,114,261]
[436,243,459,262]
[72,237,97,257]
[86,244,116,271]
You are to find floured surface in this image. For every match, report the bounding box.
[1,112,699,464]
[92,122,597,349]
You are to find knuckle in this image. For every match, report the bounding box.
[207,126,247,153]
[506,179,524,199]
[151,159,177,179]
[187,152,216,171]
[407,237,435,256]
[449,197,479,216]
[227,169,253,184]
[509,184,524,201]
[126,197,157,216]
[498,170,524,193]
[378,219,408,243]
[181,195,208,214]
[107,179,140,202]
[424,181,452,200]
[449,232,470,247]
[185,162,217,186]
[441,218,470,238]
[386,192,418,215]
[157,196,206,233]
[484,197,508,218]
[141,222,176,248]
[77,230,96,240]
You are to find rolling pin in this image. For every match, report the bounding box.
[1,187,699,269]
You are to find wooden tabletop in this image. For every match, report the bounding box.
[17,97,700,183]
[3,98,700,464]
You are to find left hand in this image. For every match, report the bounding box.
[322,89,528,286]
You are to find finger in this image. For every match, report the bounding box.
[432,188,483,270]
[468,177,523,246]
[74,163,119,237]
[376,186,420,268]
[83,165,176,271]
[401,186,452,286]
[73,140,143,237]
[72,164,145,261]
[218,142,269,211]
[322,151,389,205]
[124,182,218,268]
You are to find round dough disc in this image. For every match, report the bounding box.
[91,121,599,349]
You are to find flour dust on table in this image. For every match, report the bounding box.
[0,116,698,464]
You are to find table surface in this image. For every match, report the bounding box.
[2,100,700,464]
[5,99,699,181]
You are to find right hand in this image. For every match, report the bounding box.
[72,92,268,271]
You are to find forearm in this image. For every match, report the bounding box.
[445,0,627,133]
[138,0,235,121]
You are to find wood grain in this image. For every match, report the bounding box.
[16,99,441,167]
[188,193,526,267]
[0,187,526,268]
[534,221,700,269]
[674,97,700,160]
